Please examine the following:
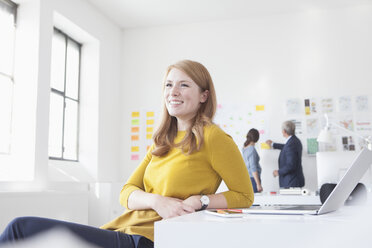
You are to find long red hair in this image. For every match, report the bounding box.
[152,60,217,156]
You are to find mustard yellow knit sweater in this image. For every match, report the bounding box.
[101,124,254,241]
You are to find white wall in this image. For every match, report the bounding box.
[0,190,89,231]
[0,0,122,227]
[120,4,372,191]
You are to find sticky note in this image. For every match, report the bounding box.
[132,119,140,125]
[146,127,153,133]
[256,105,265,111]
[131,146,139,152]
[146,119,154,125]
[131,127,139,133]
[146,145,150,151]
[261,142,270,150]
[132,112,140,117]
[146,134,152,140]
[131,154,139,160]
[131,135,139,141]
[146,112,154,117]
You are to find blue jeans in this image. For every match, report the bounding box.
[250,177,259,193]
[0,216,153,248]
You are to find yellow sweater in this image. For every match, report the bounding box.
[101,124,254,241]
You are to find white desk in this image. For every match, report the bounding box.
[155,205,372,248]
[253,193,321,205]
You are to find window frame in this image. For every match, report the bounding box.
[0,0,17,155]
[49,27,81,162]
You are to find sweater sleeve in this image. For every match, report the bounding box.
[119,144,154,209]
[207,126,254,208]
[273,143,285,150]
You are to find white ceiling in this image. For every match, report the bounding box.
[86,0,371,29]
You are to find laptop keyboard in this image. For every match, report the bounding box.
[283,205,322,210]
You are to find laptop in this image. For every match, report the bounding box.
[207,148,372,216]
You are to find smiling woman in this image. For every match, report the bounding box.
[0,60,254,248]
[153,60,216,156]
[164,68,209,130]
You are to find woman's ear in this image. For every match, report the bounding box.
[200,90,209,103]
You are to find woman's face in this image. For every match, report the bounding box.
[164,68,208,130]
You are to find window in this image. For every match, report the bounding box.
[49,28,81,161]
[0,0,17,154]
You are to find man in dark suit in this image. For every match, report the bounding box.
[266,121,305,188]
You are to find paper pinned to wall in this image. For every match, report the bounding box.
[306,118,320,137]
[307,138,318,155]
[290,119,303,136]
[341,136,355,151]
[338,115,354,131]
[355,114,372,133]
[214,102,270,151]
[338,96,352,112]
[304,98,318,115]
[356,95,369,112]
[286,98,301,115]
[321,98,334,113]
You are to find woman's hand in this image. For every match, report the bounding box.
[152,195,195,219]
[257,184,263,192]
[182,195,203,210]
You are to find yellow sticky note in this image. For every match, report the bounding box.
[132,112,140,117]
[146,127,154,133]
[131,146,139,152]
[146,119,155,125]
[305,106,310,115]
[256,105,265,111]
[132,119,140,125]
[146,112,154,117]
[146,133,152,140]
[261,142,270,150]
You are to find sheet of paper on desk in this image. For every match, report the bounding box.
[204,209,247,218]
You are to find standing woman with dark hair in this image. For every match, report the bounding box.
[0,60,254,248]
[242,128,263,193]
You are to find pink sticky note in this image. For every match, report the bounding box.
[259,129,265,134]
[131,154,139,160]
